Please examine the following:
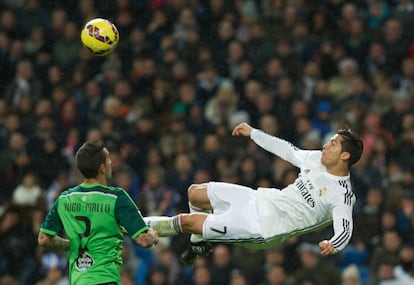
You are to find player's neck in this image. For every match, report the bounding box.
[326,165,349,177]
[83,176,107,186]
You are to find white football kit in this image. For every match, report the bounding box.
[203,129,355,253]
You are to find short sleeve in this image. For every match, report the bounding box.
[40,200,63,236]
[115,189,148,239]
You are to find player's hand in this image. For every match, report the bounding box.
[148,228,159,246]
[232,122,253,137]
[319,240,334,256]
[137,228,159,248]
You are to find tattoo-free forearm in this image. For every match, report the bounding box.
[38,232,70,251]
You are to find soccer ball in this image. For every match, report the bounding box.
[80,18,119,56]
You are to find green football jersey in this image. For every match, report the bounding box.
[40,183,148,285]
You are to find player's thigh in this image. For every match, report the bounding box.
[207,182,256,215]
[203,185,263,242]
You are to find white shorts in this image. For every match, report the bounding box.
[202,182,264,243]
[202,182,297,249]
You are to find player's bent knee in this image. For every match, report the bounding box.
[188,184,204,201]
[187,184,199,196]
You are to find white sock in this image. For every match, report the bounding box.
[189,203,211,243]
[143,216,183,237]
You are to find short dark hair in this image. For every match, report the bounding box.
[337,128,363,167]
[75,141,106,178]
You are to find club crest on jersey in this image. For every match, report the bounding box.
[75,252,94,271]
[317,187,327,196]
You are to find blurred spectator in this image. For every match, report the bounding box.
[366,0,389,30]
[275,37,302,80]
[146,9,170,52]
[140,166,178,216]
[382,89,411,138]
[237,154,258,188]
[166,152,194,211]
[146,265,169,285]
[354,187,384,247]
[381,19,410,75]
[375,259,414,285]
[363,41,390,78]
[370,230,403,281]
[230,270,248,285]
[246,22,275,71]
[153,244,183,285]
[210,245,241,285]
[159,115,196,162]
[120,268,135,285]
[3,60,42,107]
[0,206,38,285]
[12,172,41,206]
[36,252,69,285]
[30,136,70,188]
[344,17,370,66]
[113,165,141,202]
[205,79,238,126]
[52,21,81,70]
[77,80,104,127]
[274,77,300,139]
[293,242,341,285]
[0,131,31,202]
[311,101,333,138]
[193,265,212,285]
[259,263,289,285]
[341,264,361,285]
[328,57,359,103]
[24,26,44,57]
[121,237,148,285]
[44,171,73,210]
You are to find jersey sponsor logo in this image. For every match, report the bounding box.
[210,226,227,235]
[75,252,94,272]
[295,178,315,208]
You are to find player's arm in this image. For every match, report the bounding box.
[116,189,159,248]
[38,232,70,251]
[134,228,159,248]
[319,204,354,256]
[38,199,69,251]
[232,122,312,166]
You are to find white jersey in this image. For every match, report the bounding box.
[251,129,355,253]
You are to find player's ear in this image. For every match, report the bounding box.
[99,163,106,174]
[340,151,350,162]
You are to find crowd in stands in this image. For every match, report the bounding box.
[0,0,414,284]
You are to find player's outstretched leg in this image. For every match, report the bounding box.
[143,215,184,236]
[179,184,214,264]
[186,183,212,241]
[144,213,208,237]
